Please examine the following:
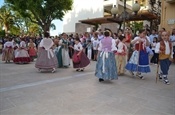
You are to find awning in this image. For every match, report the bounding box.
[79,10,159,25]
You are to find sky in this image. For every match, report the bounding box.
[0,0,63,36]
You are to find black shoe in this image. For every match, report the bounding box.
[80,68,84,71]
[164,79,170,85]
[159,74,162,80]
[159,73,163,79]
[76,69,80,71]
[136,73,144,79]
[99,78,104,82]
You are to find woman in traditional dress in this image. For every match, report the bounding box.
[13,37,30,64]
[59,33,70,68]
[70,37,90,71]
[2,37,14,63]
[53,38,62,68]
[35,32,58,73]
[13,40,19,56]
[95,31,118,82]
[125,29,151,79]
[28,38,37,61]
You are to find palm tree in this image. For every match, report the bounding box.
[0,5,15,36]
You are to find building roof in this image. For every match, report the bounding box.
[79,10,158,25]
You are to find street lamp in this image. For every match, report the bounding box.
[111,1,140,30]
[111,5,118,18]
[132,1,141,15]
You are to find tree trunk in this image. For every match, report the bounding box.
[42,23,51,36]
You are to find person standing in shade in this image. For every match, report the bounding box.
[155,31,174,85]
[35,32,58,73]
[86,40,93,60]
[150,37,159,64]
[92,33,99,61]
[95,31,118,82]
[70,37,90,71]
[170,28,175,63]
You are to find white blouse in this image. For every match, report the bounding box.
[155,41,173,58]
[74,42,83,51]
[20,41,26,48]
[117,42,127,53]
[4,41,14,48]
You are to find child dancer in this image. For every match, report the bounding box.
[70,37,90,71]
[115,35,127,75]
[125,29,151,79]
[155,31,173,85]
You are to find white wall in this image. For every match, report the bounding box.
[63,0,104,33]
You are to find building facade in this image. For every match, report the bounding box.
[63,0,104,33]
[160,0,175,32]
[63,0,133,33]
[63,0,168,34]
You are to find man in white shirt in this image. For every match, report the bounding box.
[155,31,174,85]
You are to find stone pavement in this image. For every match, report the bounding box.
[0,59,175,115]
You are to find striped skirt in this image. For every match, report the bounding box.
[35,48,58,69]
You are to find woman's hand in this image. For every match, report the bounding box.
[69,45,74,49]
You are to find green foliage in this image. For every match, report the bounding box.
[9,26,20,35]
[0,4,41,36]
[0,30,5,37]
[5,0,73,32]
[0,5,16,33]
[129,21,143,34]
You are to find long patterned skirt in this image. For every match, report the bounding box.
[54,47,63,68]
[125,50,151,73]
[2,47,14,62]
[73,51,90,68]
[35,48,58,69]
[95,51,118,80]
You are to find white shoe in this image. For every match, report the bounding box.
[52,68,56,73]
[164,79,170,85]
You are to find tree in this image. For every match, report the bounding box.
[5,0,73,34]
[129,21,143,34]
[0,5,16,36]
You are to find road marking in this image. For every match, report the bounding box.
[0,72,94,93]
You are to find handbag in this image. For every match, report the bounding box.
[72,53,81,64]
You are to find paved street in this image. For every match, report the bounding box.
[0,59,175,115]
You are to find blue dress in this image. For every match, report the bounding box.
[125,38,151,73]
[95,37,118,80]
